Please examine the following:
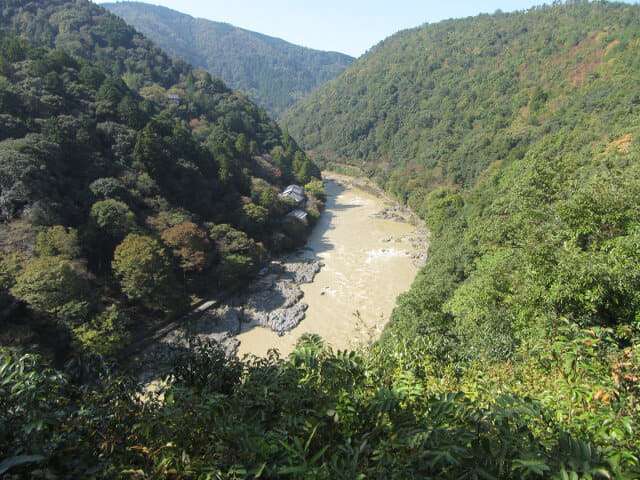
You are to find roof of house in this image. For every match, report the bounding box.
[287,209,308,221]
[282,184,304,195]
[278,190,305,204]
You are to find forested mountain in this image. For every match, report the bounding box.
[101,1,354,117]
[3,1,640,478]
[283,1,640,192]
[282,1,640,475]
[0,0,321,358]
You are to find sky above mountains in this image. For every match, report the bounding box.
[97,1,640,57]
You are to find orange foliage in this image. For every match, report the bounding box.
[161,222,212,272]
[606,133,633,154]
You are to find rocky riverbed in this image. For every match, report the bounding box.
[136,254,323,384]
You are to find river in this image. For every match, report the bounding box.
[236,174,428,357]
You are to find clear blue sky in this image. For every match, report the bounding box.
[96,1,640,57]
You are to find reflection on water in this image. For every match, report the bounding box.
[236,178,426,357]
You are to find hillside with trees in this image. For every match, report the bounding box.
[2,1,640,478]
[101,1,354,117]
[281,1,640,476]
[0,0,321,359]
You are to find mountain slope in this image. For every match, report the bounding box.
[284,1,640,471]
[101,1,354,117]
[282,0,640,375]
[0,0,321,358]
[282,1,640,196]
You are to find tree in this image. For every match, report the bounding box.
[78,64,105,89]
[235,133,249,158]
[209,223,256,257]
[89,199,136,241]
[272,150,292,184]
[88,199,137,268]
[529,86,548,112]
[304,179,326,201]
[282,216,308,248]
[161,222,213,292]
[296,160,320,184]
[11,256,87,316]
[89,177,127,201]
[242,203,269,238]
[72,304,131,356]
[161,222,212,272]
[117,94,145,129]
[35,225,81,259]
[0,148,51,222]
[216,254,255,288]
[132,121,163,173]
[293,151,306,172]
[112,234,177,307]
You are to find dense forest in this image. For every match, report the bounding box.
[102,1,354,118]
[2,0,640,478]
[0,0,322,359]
[284,0,640,476]
[282,1,640,193]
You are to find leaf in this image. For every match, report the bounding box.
[252,462,266,478]
[512,459,551,475]
[305,422,323,452]
[476,467,499,480]
[278,465,308,474]
[591,469,612,480]
[559,467,569,480]
[309,445,329,465]
[0,455,45,475]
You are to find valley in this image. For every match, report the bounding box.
[2,1,640,478]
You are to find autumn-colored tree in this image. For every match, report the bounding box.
[161,221,212,273]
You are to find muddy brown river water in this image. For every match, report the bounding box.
[236,175,428,357]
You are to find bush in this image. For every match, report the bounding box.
[216,253,255,289]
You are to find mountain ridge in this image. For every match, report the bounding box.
[101,1,354,117]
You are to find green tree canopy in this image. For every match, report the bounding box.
[10,256,87,316]
[112,234,176,307]
[89,199,136,241]
[35,226,81,259]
